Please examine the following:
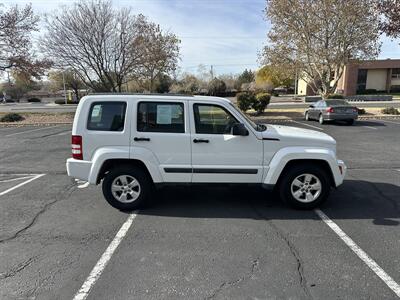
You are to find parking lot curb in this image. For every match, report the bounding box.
[0,122,73,127]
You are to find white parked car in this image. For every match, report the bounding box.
[67,94,346,210]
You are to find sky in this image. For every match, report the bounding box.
[4,0,400,76]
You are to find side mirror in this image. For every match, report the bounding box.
[309,104,315,108]
[232,123,249,136]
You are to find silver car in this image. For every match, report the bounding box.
[305,99,358,125]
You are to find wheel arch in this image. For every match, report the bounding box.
[263,147,339,187]
[276,159,335,188]
[96,159,154,184]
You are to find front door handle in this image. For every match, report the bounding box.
[193,138,209,143]
[134,137,150,142]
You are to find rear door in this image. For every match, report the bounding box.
[190,102,263,183]
[131,100,192,182]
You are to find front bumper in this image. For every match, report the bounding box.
[335,159,347,187]
[66,158,92,182]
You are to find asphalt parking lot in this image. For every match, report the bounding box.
[0,118,399,299]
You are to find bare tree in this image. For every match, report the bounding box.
[261,0,381,96]
[42,0,180,93]
[0,4,50,76]
[136,18,180,92]
[376,0,400,39]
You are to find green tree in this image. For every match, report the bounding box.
[235,69,254,90]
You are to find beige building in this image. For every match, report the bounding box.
[297,59,400,96]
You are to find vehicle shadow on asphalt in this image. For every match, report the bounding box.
[135,180,399,226]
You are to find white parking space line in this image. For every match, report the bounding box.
[5,125,61,137]
[0,174,45,197]
[0,176,36,183]
[362,126,378,130]
[315,209,400,298]
[291,120,324,131]
[73,213,137,300]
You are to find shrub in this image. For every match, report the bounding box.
[237,92,255,112]
[357,108,366,115]
[27,97,41,102]
[381,107,400,115]
[252,92,271,114]
[0,113,25,122]
[54,99,76,105]
[326,94,344,99]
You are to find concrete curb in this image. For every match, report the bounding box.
[0,122,73,127]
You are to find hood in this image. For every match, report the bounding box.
[262,124,336,150]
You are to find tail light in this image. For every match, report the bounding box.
[71,135,83,160]
[326,107,334,113]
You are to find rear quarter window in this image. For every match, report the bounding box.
[87,102,126,131]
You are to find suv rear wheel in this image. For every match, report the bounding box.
[278,164,331,209]
[102,166,151,210]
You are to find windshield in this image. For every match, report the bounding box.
[229,102,267,132]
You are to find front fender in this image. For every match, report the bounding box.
[263,147,344,187]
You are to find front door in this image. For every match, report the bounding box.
[131,100,192,182]
[190,103,263,183]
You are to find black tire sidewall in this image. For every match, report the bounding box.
[102,167,151,211]
[279,164,330,209]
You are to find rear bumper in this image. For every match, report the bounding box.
[66,158,92,182]
[324,112,358,121]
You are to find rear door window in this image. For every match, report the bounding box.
[137,102,185,133]
[87,102,126,131]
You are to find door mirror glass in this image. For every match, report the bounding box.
[231,123,249,136]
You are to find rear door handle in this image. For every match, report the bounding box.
[134,137,150,142]
[193,138,209,143]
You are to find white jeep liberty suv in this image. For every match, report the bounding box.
[67,94,346,210]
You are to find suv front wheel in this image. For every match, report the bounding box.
[102,166,151,211]
[278,164,331,209]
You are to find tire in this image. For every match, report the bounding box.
[319,114,324,124]
[346,119,354,125]
[102,166,152,211]
[278,163,331,209]
[305,111,310,121]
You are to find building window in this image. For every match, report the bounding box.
[357,69,367,93]
[392,68,400,79]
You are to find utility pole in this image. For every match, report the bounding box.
[210,65,214,80]
[294,68,298,97]
[62,70,67,104]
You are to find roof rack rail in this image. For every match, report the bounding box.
[88,92,195,97]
